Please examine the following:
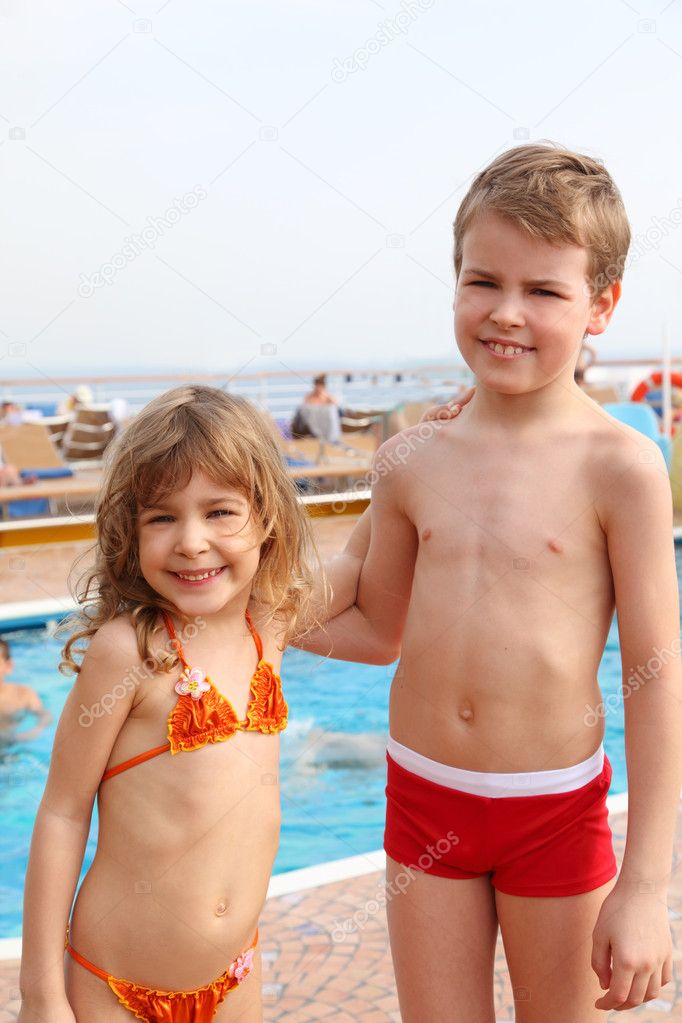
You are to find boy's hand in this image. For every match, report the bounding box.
[591,886,673,1009]
[420,386,475,424]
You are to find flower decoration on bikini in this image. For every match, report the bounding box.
[228,947,255,984]
[175,667,210,701]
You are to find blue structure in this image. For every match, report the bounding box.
[602,402,672,468]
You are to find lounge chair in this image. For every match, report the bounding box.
[62,405,116,465]
[0,422,74,518]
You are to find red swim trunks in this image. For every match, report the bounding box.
[384,743,617,897]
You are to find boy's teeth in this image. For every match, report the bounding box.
[177,568,222,580]
[488,341,526,355]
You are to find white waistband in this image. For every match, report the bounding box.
[387,736,605,797]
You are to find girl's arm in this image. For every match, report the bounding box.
[297,507,372,634]
[591,442,682,1011]
[19,618,141,1015]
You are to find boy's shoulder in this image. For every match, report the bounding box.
[587,401,666,469]
[1,681,40,709]
[373,421,448,480]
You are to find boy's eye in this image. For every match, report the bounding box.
[209,509,236,518]
[468,281,558,298]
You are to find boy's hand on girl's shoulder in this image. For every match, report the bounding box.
[420,387,475,424]
[591,887,673,1010]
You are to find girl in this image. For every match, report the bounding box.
[18,385,364,1023]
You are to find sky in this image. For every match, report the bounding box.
[1,0,681,384]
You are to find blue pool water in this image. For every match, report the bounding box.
[3,539,682,938]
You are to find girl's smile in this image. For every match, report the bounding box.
[137,469,262,615]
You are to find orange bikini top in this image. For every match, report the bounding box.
[101,609,287,783]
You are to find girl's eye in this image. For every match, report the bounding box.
[533,288,558,298]
[469,280,494,288]
[148,515,173,524]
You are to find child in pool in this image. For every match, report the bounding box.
[299,144,682,1019]
[18,385,368,1023]
[0,637,52,741]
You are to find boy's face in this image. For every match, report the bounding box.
[454,213,619,395]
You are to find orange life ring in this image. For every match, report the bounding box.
[630,371,682,435]
[630,370,682,402]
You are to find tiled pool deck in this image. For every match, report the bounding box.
[2,527,682,1019]
[2,805,682,1020]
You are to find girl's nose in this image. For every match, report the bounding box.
[173,523,210,557]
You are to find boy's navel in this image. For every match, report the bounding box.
[458,699,474,722]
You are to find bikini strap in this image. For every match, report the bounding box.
[163,608,263,662]
[245,608,263,661]
[65,930,110,983]
[162,611,190,669]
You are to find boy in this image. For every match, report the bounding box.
[0,637,51,739]
[303,144,682,1020]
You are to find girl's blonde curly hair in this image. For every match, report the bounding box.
[60,385,319,675]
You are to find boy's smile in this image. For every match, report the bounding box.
[454,212,618,397]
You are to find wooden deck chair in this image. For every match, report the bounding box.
[41,414,72,448]
[62,405,116,464]
[0,422,71,518]
[0,422,65,470]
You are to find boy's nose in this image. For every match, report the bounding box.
[490,295,524,329]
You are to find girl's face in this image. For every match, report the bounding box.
[137,468,263,620]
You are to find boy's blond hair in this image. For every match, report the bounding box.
[453,142,631,298]
[60,385,318,674]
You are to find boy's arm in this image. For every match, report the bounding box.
[20,621,139,1011]
[592,443,682,1009]
[296,436,418,662]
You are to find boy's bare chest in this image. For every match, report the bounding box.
[407,438,604,571]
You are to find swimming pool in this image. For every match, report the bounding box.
[2,540,681,939]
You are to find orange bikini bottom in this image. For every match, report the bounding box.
[65,928,258,1022]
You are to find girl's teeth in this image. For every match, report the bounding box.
[177,568,221,581]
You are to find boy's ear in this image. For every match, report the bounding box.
[586,280,621,338]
